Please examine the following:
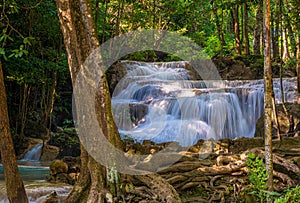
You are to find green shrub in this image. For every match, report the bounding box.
[245,153,280,202]
[275,186,300,203]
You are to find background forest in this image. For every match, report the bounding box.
[0,0,300,202]
[1,0,299,146]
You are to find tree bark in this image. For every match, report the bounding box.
[56,1,181,202]
[282,28,290,60]
[272,1,280,59]
[243,1,250,55]
[0,61,28,203]
[253,6,263,55]
[233,5,241,55]
[212,2,226,55]
[263,0,274,195]
[297,33,300,95]
[56,0,122,202]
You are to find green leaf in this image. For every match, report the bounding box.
[248,153,256,159]
[0,48,5,55]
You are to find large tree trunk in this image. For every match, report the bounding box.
[0,61,28,203]
[56,0,121,202]
[253,6,263,55]
[263,0,274,195]
[56,1,180,202]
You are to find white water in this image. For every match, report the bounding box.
[0,144,71,202]
[0,180,71,203]
[22,144,43,161]
[0,164,71,203]
[112,61,298,146]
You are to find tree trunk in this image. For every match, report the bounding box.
[263,0,274,195]
[212,2,226,55]
[101,0,108,44]
[272,1,280,59]
[56,0,120,202]
[253,6,263,55]
[282,28,290,60]
[233,5,241,55]
[297,33,300,95]
[243,1,250,55]
[56,1,180,202]
[0,61,28,203]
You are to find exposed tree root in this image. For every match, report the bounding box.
[109,138,300,202]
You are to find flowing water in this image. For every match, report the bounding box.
[21,144,43,162]
[0,144,71,202]
[0,61,297,201]
[112,61,298,146]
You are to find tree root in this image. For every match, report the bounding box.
[117,138,300,202]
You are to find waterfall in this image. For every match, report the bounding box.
[22,144,43,161]
[111,62,297,146]
[0,181,71,203]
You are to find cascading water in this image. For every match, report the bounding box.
[0,143,71,202]
[22,144,43,161]
[112,61,297,146]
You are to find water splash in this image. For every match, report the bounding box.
[112,61,297,146]
[22,144,43,161]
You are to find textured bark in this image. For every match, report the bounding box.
[272,1,280,59]
[263,0,274,193]
[253,6,263,55]
[296,33,300,94]
[282,28,290,59]
[0,61,28,203]
[212,2,226,54]
[56,0,121,202]
[233,5,241,55]
[243,1,250,55]
[56,1,180,202]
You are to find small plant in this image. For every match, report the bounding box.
[275,186,300,203]
[245,153,280,202]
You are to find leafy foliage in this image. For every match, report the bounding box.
[246,153,280,202]
[275,186,300,203]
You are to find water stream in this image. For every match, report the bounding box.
[21,144,43,162]
[0,61,297,201]
[0,144,71,202]
[112,61,297,146]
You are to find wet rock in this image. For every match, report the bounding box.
[40,145,60,161]
[43,191,59,203]
[129,103,148,126]
[47,159,77,185]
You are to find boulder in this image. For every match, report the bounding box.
[49,160,68,176]
[40,145,60,161]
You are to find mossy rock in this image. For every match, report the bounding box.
[50,160,68,176]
